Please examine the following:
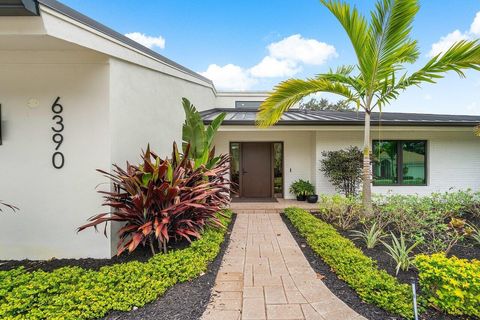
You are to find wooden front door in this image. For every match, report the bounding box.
[241,142,272,198]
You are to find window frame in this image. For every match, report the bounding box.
[372,139,428,186]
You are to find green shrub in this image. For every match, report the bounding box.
[284,207,414,318]
[317,194,365,230]
[0,211,232,320]
[320,146,363,196]
[289,179,315,197]
[415,253,480,318]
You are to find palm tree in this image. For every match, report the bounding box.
[257,0,480,215]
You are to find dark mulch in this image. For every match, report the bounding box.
[0,239,197,272]
[103,214,237,320]
[0,215,237,320]
[281,213,471,320]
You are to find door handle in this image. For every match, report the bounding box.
[242,170,248,174]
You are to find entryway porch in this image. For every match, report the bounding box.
[229,198,318,214]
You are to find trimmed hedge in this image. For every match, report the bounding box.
[0,211,232,320]
[415,253,480,318]
[284,207,414,318]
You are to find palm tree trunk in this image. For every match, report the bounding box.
[362,111,373,216]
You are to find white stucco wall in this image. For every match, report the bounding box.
[215,92,269,108]
[109,58,217,165]
[213,130,315,199]
[314,128,480,195]
[0,50,111,260]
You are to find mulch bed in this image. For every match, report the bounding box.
[0,214,237,320]
[281,213,471,320]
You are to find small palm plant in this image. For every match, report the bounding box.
[382,233,420,275]
[257,0,480,216]
[350,221,386,249]
[468,223,480,246]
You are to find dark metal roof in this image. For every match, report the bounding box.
[201,108,480,127]
[0,0,212,84]
[0,0,39,15]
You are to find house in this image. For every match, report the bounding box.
[0,0,479,260]
[202,108,480,199]
[0,0,267,260]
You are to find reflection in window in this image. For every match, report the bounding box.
[230,143,240,196]
[373,140,427,186]
[273,143,283,197]
[373,141,398,185]
[402,141,426,185]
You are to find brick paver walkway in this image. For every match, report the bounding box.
[202,213,366,320]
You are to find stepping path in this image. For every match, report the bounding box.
[202,212,366,320]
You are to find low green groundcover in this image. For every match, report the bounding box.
[0,211,232,320]
[284,207,414,319]
[415,253,480,318]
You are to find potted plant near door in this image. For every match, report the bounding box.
[289,179,315,201]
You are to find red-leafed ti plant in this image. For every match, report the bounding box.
[78,143,231,255]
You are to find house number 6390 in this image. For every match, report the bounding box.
[51,97,65,169]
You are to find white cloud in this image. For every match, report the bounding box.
[429,11,480,57]
[423,94,432,101]
[470,11,480,35]
[268,34,337,65]
[200,64,257,91]
[250,56,301,78]
[428,30,469,57]
[125,32,165,49]
[199,34,336,90]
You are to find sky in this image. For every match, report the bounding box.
[60,0,480,115]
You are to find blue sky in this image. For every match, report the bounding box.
[61,0,480,115]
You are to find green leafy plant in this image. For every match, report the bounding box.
[320,146,363,196]
[78,143,231,255]
[350,221,386,249]
[182,98,226,169]
[284,207,414,318]
[382,233,420,275]
[317,194,364,230]
[289,179,315,197]
[0,212,232,320]
[257,0,480,216]
[468,223,480,246]
[415,253,480,318]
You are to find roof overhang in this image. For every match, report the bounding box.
[0,0,39,16]
[201,108,480,128]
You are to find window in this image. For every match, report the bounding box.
[372,140,427,186]
[235,101,262,109]
[273,142,283,197]
[229,142,241,196]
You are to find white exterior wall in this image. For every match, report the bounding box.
[109,58,216,165]
[0,51,111,259]
[213,130,315,199]
[215,92,269,108]
[314,128,480,195]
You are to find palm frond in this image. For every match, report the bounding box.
[320,0,370,75]
[256,78,358,127]
[365,0,420,89]
[318,65,365,96]
[376,40,480,107]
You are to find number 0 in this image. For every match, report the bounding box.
[52,152,65,169]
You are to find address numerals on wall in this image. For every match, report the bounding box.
[51,97,65,169]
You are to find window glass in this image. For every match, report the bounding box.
[373,141,399,185]
[402,141,426,185]
[273,143,283,196]
[230,143,240,196]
